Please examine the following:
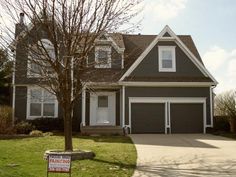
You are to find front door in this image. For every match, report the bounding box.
[90,92,116,126]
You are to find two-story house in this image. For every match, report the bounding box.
[12,14,217,134]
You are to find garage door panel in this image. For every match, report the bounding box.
[131,103,165,133]
[170,103,203,133]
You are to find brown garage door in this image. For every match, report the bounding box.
[170,103,203,133]
[131,103,165,133]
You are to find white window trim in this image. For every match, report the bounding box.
[158,46,176,72]
[95,46,111,68]
[27,58,42,78]
[27,39,55,78]
[26,86,58,120]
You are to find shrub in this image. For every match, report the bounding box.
[214,116,230,132]
[29,130,43,136]
[15,121,35,134]
[0,106,15,134]
[28,118,64,132]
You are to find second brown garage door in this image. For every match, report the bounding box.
[170,103,203,133]
[131,103,165,133]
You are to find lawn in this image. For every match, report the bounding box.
[0,135,137,177]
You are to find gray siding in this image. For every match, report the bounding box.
[125,87,211,125]
[72,96,82,131]
[130,41,205,78]
[15,86,27,121]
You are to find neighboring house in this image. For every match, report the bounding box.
[12,17,217,134]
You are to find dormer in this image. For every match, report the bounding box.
[92,33,125,69]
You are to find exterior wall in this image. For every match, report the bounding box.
[14,25,51,85]
[125,87,211,125]
[85,89,120,126]
[129,41,205,78]
[72,96,82,131]
[15,86,27,121]
[87,46,122,69]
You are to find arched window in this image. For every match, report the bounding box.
[39,39,55,60]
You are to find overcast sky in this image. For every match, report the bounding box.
[141,0,236,93]
[1,0,235,94]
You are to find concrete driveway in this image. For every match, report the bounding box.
[130,134,236,177]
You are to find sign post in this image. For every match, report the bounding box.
[47,154,72,177]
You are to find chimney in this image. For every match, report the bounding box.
[19,13,24,24]
[15,13,25,38]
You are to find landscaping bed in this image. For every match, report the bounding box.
[0,135,137,177]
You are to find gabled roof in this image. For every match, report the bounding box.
[120,25,218,85]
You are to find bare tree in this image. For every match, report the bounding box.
[0,0,142,151]
[215,90,236,132]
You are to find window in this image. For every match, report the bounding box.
[158,46,176,72]
[27,87,58,119]
[28,39,55,77]
[95,46,111,68]
[98,96,108,107]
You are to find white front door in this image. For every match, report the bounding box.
[90,92,116,126]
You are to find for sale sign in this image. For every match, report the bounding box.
[48,155,71,173]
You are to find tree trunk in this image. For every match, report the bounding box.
[229,117,236,133]
[63,108,73,151]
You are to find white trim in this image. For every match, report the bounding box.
[121,53,124,69]
[82,86,86,126]
[158,46,176,72]
[164,102,168,134]
[119,25,218,85]
[209,87,213,127]
[122,86,125,127]
[26,86,58,120]
[89,91,116,126]
[128,97,207,134]
[96,33,125,54]
[120,81,215,87]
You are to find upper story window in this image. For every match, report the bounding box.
[158,46,176,72]
[95,46,111,68]
[28,39,55,77]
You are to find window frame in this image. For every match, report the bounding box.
[27,39,55,78]
[95,46,111,68]
[158,46,176,72]
[27,87,58,119]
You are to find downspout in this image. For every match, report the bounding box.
[12,50,16,126]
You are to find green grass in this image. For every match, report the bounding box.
[0,135,137,177]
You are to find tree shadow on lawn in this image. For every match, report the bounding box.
[73,135,133,144]
[92,158,136,170]
[0,134,42,140]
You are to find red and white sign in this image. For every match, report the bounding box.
[48,155,71,173]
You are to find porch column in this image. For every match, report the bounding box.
[82,86,86,126]
[122,86,125,127]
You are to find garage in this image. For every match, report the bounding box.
[129,97,206,134]
[170,103,204,133]
[131,103,165,133]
